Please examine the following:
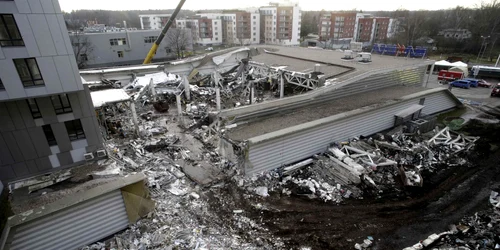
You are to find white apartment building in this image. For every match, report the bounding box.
[139,14,173,30]
[259,1,301,46]
[176,11,260,46]
[0,0,103,181]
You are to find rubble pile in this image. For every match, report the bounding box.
[88,141,278,249]
[404,189,500,250]
[321,126,479,194]
[238,126,479,204]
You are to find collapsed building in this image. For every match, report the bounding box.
[0,23,467,248]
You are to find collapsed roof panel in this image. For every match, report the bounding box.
[91,89,131,108]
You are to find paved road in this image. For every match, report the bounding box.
[424,75,500,107]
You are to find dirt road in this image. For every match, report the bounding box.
[208,120,500,249]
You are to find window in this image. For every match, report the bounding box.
[253,27,256,30]
[0,78,4,90]
[42,125,57,146]
[26,99,41,119]
[144,36,157,43]
[117,51,124,57]
[109,38,127,46]
[0,14,24,46]
[215,32,218,35]
[214,21,217,25]
[14,58,44,87]
[253,38,256,41]
[253,16,256,19]
[215,37,218,41]
[65,119,85,141]
[51,94,72,114]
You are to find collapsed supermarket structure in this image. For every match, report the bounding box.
[1,45,468,250]
[79,46,462,179]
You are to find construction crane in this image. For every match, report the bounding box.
[143,0,187,64]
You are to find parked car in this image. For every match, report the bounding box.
[463,78,479,87]
[205,47,214,51]
[450,80,471,89]
[492,84,500,97]
[478,79,492,88]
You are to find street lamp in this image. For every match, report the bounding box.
[476,35,490,63]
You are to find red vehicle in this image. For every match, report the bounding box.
[438,70,464,84]
[492,84,500,97]
[478,79,492,88]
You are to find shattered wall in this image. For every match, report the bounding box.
[243,89,460,175]
[0,86,104,182]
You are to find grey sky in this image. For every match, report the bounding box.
[58,0,486,12]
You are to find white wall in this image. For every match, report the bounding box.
[212,19,223,44]
[251,13,260,44]
[290,6,301,45]
[0,0,83,102]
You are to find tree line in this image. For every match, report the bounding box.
[298,1,500,60]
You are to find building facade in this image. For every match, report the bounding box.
[176,11,260,46]
[318,12,356,41]
[70,29,193,68]
[0,0,103,182]
[319,12,392,44]
[259,1,301,46]
[139,14,174,30]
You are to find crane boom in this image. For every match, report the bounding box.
[143,0,187,64]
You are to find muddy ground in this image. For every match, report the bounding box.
[207,119,500,249]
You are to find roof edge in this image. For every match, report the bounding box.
[247,88,461,145]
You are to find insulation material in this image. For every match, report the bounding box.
[91,89,131,108]
[120,181,155,223]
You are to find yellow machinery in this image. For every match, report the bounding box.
[143,0,186,64]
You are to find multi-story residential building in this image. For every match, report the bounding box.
[176,11,260,46]
[0,0,103,182]
[70,29,193,68]
[139,14,175,30]
[259,1,301,46]
[318,12,356,41]
[354,14,391,43]
[319,12,392,44]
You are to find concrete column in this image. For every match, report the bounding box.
[216,87,221,111]
[149,78,156,102]
[183,76,190,101]
[129,101,139,137]
[250,82,255,104]
[425,63,435,88]
[280,71,285,99]
[176,94,183,126]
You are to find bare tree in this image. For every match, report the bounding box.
[166,28,189,59]
[70,32,94,69]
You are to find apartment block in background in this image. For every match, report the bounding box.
[354,14,391,43]
[139,14,175,30]
[259,1,301,46]
[319,12,392,44]
[194,11,259,46]
[318,12,357,41]
[0,0,103,182]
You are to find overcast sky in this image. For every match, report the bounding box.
[58,0,485,12]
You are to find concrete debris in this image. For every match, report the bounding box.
[238,125,479,205]
[354,237,373,249]
[254,186,270,197]
[404,189,500,249]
